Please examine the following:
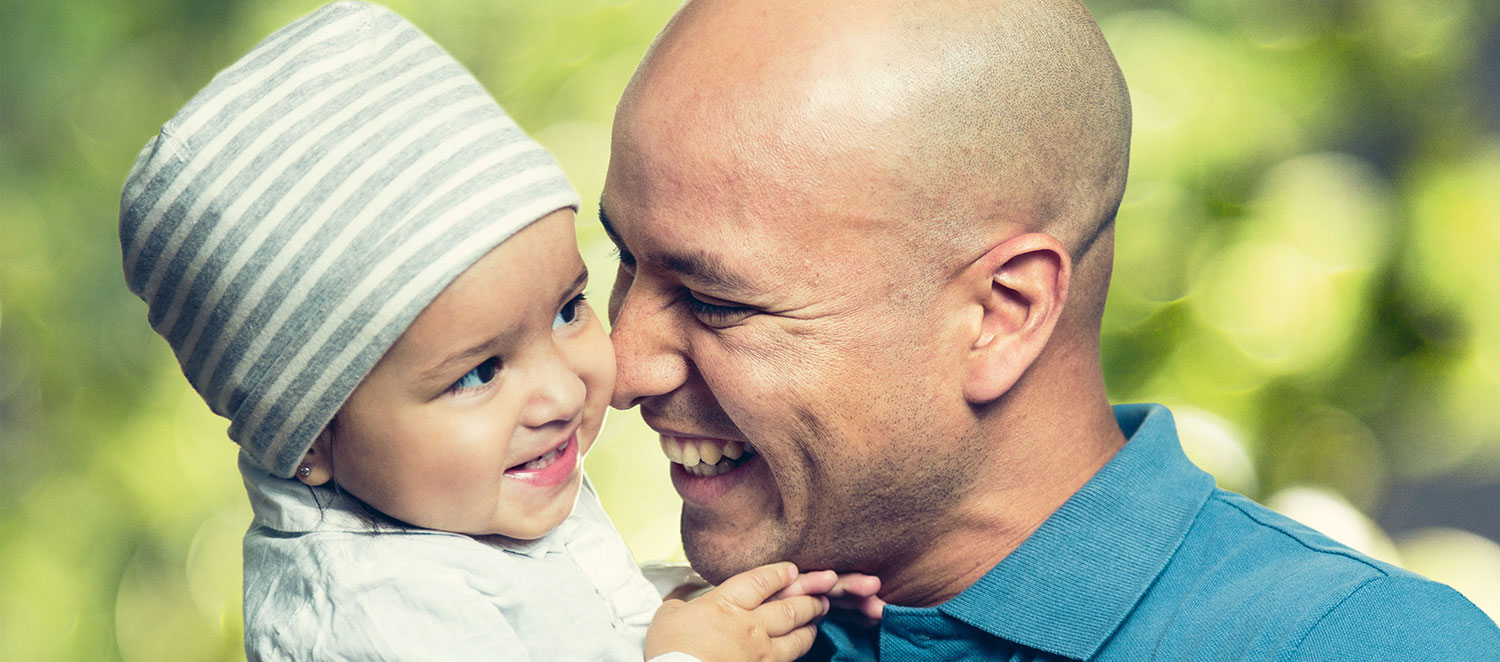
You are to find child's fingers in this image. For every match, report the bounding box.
[824,573,886,627]
[828,595,871,611]
[712,562,798,610]
[773,569,837,599]
[829,596,885,626]
[822,593,886,628]
[826,572,881,598]
[759,594,829,637]
[770,624,820,662]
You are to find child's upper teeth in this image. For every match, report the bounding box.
[520,439,568,470]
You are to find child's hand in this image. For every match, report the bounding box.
[645,562,829,662]
[776,570,886,628]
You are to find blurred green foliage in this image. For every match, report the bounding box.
[1,0,1496,659]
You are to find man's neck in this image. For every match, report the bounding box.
[875,388,1127,608]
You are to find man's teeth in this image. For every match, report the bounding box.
[660,437,756,477]
[521,439,568,471]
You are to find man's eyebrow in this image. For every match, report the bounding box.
[598,202,620,240]
[598,203,634,265]
[659,252,756,294]
[598,203,756,294]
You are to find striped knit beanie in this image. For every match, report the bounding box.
[119,1,578,478]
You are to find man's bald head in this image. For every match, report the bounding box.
[616,0,1130,331]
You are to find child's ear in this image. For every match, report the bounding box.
[960,232,1069,405]
[295,427,334,486]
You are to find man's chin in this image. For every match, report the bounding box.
[680,516,784,585]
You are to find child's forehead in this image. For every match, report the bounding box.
[391,211,586,357]
[441,208,585,302]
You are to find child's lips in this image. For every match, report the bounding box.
[504,432,578,487]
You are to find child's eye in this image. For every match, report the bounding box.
[449,357,501,394]
[553,294,587,329]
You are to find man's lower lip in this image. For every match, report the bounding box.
[670,453,761,505]
[505,433,578,487]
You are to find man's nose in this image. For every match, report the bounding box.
[608,282,690,410]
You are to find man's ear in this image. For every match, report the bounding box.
[294,426,335,486]
[961,232,1070,405]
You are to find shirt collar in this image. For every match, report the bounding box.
[937,403,1215,660]
[238,452,563,558]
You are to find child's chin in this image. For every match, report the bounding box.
[487,479,581,540]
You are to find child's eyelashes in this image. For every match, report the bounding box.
[445,294,587,396]
[553,293,588,330]
[449,357,501,394]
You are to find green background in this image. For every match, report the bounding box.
[2,0,1497,659]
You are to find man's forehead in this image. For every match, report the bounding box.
[599,105,918,294]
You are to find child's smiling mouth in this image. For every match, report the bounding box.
[504,432,579,487]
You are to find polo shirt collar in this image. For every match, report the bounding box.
[937,403,1215,660]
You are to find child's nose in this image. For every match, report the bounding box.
[520,356,587,428]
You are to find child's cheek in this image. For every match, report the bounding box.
[579,326,616,451]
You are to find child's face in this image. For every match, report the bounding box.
[321,209,614,539]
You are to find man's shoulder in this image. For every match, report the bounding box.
[1112,488,1500,660]
[1174,488,1457,608]
[1190,489,1403,580]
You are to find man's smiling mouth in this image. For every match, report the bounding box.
[660,435,758,477]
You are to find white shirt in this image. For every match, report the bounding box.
[239,453,697,661]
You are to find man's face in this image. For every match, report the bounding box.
[601,120,984,582]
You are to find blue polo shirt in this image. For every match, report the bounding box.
[807,404,1500,661]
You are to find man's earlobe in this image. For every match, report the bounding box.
[962,233,1070,404]
[295,427,335,486]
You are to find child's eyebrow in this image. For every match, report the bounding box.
[562,267,588,304]
[421,341,499,386]
[420,267,590,386]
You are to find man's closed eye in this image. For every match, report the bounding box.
[684,291,754,327]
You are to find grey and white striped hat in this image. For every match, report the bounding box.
[119,1,578,478]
